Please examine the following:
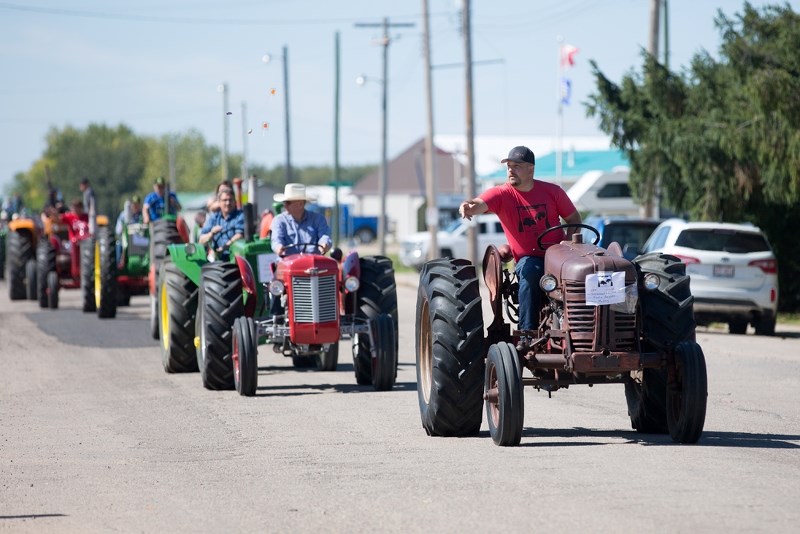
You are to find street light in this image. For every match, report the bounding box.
[355,73,388,256]
[262,46,293,185]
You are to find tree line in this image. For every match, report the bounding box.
[586,2,799,312]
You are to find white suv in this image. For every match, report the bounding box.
[399,214,506,270]
[641,219,779,335]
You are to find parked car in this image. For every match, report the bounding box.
[581,215,662,260]
[641,219,778,335]
[399,214,505,270]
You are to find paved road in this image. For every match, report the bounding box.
[1,276,799,533]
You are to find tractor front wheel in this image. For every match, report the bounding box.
[370,314,397,391]
[485,342,524,446]
[233,317,258,396]
[80,238,96,312]
[316,342,339,372]
[667,341,708,444]
[25,259,37,301]
[47,271,59,309]
[36,238,56,309]
[96,227,117,319]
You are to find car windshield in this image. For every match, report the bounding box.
[602,223,660,248]
[674,229,770,253]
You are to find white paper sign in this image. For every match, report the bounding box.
[257,253,279,283]
[585,271,626,306]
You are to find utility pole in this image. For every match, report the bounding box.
[355,17,415,257]
[282,45,292,185]
[218,83,229,183]
[644,0,661,218]
[422,0,438,261]
[462,0,478,269]
[333,31,341,246]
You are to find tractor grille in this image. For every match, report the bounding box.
[564,281,637,352]
[292,275,337,323]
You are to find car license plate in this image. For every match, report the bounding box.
[713,264,735,277]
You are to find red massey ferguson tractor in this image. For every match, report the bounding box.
[228,244,399,396]
[34,214,106,311]
[415,223,708,446]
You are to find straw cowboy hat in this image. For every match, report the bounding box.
[274,183,316,203]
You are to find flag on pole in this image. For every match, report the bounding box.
[560,44,579,68]
[560,77,572,105]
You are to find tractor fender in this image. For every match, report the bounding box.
[235,255,257,317]
[341,250,361,280]
[8,218,36,232]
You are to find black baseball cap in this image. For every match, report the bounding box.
[501,146,535,165]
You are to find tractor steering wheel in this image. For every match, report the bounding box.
[536,223,600,251]
[279,242,326,257]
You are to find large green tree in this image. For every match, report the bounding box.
[586,2,800,311]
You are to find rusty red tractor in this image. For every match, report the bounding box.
[415,223,708,446]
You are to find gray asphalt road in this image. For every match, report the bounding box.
[1,276,799,533]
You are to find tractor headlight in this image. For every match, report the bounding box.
[539,274,558,293]
[643,273,660,291]
[344,276,360,292]
[185,243,196,255]
[268,279,285,296]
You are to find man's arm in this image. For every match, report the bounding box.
[459,197,489,220]
[563,210,582,235]
[314,212,332,254]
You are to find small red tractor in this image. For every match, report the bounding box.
[34,214,107,311]
[230,245,399,395]
[415,223,708,446]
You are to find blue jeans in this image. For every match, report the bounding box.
[515,255,545,331]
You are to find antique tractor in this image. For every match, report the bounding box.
[230,246,399,396]
[415,223,707,446]
[34,214,105,311]
[91,220,151,319]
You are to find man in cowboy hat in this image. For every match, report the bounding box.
[271,183,331,256]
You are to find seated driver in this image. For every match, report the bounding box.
[60,199,90,234]
[270,183,331,256]
[198,188,244,261]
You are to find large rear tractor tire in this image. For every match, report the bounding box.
[633,253,695,350]
[7,229,34,301]
[36,238,56,309]
[196,262,243,390]
[667,341,708,444]
[627,253,696,434]
[159,260,199,373]
[233,317,258,396]
[485,342,524,446]
[80,237,96,312]
[96,227,117,318]
[353,256,398,385]
[416,258,485,437]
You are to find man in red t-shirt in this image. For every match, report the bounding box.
[459,145,581,332]
[60,199,90,238]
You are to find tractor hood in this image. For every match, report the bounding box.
[544,241,637,285]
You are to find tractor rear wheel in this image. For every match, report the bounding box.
[416,258,485,437]
[159,260,199,373]
[80,237,96,312]
[485,342,524,446]
[25,259,37,301]
[7,229,33,300]
[196,262,243,390]
[667,341,708,443]
[36,238,56,309]
[371,313,397,391]
[0,232,5,280]
[96,227,117,318]
[233,317,258,396]
[353,256,398,385]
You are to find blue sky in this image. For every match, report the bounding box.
[1,0,794,193]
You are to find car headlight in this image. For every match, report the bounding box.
[268,279,285,296]
[643,273,660,291]
[344,276,360,292]
[539,274,558,292]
